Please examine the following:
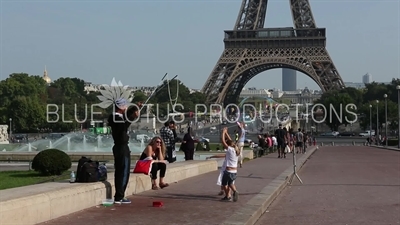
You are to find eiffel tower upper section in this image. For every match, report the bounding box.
[202,0,345,105]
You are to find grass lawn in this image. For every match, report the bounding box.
[0,170,70,190]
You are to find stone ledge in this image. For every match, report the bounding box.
[0,152,141,162]
[0,160,217,225]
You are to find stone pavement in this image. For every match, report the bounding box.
[39,149,315,225]
[255,146,400,225]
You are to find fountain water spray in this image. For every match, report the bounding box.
[83,135,87,150]
[140,138,145,150]
[97,135,102,149]
[67,137,71,151]
[49,141,53,148]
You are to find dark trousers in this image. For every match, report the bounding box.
[277,141,285,155]
[112,144,131,201]
[166,146,176,163]
[184,148,194,160]
[150,162,167,180]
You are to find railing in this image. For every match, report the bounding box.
[224,28,326,40]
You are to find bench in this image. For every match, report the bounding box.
[0,160,218,225]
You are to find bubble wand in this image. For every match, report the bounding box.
[140,74,178,112]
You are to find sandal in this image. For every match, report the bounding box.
[152,184,159,190]
[159,183,169,189]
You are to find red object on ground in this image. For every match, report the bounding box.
[153,201,163,207]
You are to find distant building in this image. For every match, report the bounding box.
[42,66,51,84]
[83,82,201,95]
[271,87,321,104]
[344,82,365,89]
[282,68,296,91]
[362,73,372,84]
[240,88,272,98]
[240,87,321,104]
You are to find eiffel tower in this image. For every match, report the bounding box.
[201,0,345,105]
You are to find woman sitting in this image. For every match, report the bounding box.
[140,137,169,190]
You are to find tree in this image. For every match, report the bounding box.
[316,91,356,131]
[149,79,207,113]
[132,91,147,103]
[339,87,363,106]
[0,73,48,132]
[358,100,398,131]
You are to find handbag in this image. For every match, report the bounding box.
[284,145,291,153]
[133,160,153,175]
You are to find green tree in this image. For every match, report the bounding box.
[358,100,398,131]
[316,91,356,131]
[132,91,147,103]
[0,73,48,132]
[339,87,363,106]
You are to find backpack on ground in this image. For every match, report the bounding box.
[76,156,99,183]
[98,164,108,181]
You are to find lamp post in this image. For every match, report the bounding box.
[376,100,379,145]
[397,85,400,148]
[384,94,388,147]
[369,105,372,145]
[9,118,12,141]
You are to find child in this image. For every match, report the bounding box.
[212,131,232,195]
[207,127,240,202]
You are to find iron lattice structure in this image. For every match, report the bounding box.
[202,0,345,105]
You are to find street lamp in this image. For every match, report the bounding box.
[369,105,372,145]
[397,85,400,148]
[376,100,379,145]
[9,118,12,141]
[384,94,388,147]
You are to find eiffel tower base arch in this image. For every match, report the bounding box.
[206,46,344,105]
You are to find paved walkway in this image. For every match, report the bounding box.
[255,146,400,225]
[40,150,309,225]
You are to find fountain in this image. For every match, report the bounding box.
[140,138,145,150]
[97,135,102,148]
[8,131,150,153]
[67,137,71,151]
[83,135,87,150]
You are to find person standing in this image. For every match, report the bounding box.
[236,122,246,168]
[295,128,304,154]
[302,129,308,153]
[182,127,195,160]
[108,99,141,204]
[160,121,176,163]
[275,124,287,158]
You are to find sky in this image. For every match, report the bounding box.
[1,0,399,91]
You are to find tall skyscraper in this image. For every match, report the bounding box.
[282,68,297,91]
[362,73,372,84]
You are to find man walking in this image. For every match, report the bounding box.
[108,99,141,204]
[160,121,176,163]
[295,128,304,154]
[275,124,287,158]
[302,129,308,153]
